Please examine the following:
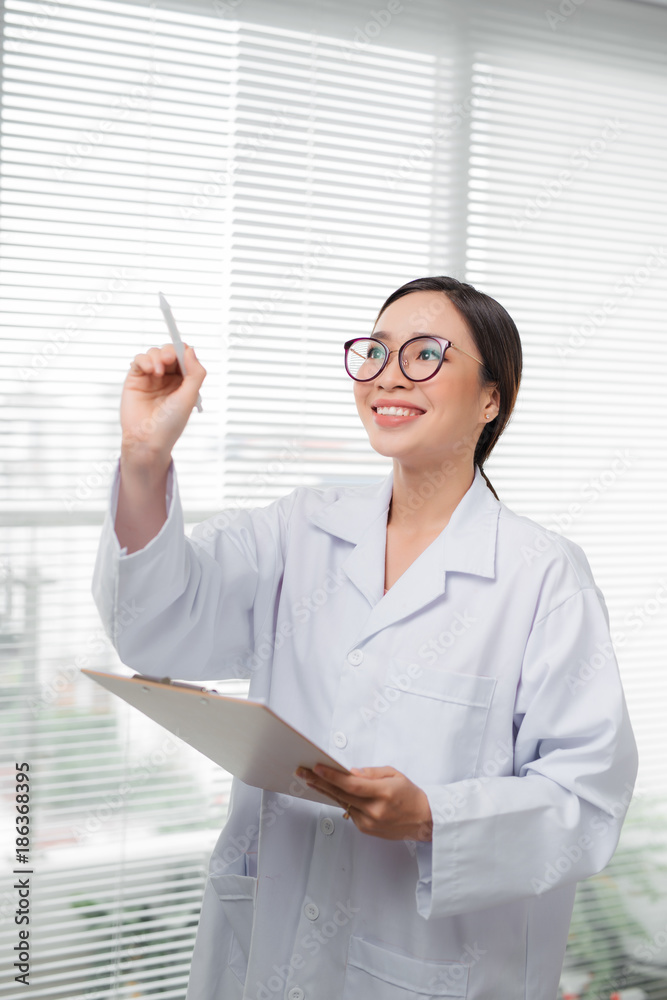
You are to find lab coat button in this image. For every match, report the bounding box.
[320,817,335,835]
[347,648,363,666]
[304,902,319,920]
[288,989,305,1000]
[333,731,347,749]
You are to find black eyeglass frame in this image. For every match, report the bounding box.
[343,335,484,383]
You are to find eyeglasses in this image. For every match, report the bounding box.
[343,336,484,383]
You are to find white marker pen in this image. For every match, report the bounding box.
[158,291,203,413]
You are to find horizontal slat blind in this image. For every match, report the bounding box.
[223,19,460,501]
[459,2,667,994]
[0,0,239,995]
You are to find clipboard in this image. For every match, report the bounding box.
[81,669,350,806]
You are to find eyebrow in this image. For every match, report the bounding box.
[372,330,434,341]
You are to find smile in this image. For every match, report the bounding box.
[373,406,424,417]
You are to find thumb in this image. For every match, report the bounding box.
[179,343,207,404]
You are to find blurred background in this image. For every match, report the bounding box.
[0,0,666,996]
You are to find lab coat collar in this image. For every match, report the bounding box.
[308,465,500,640]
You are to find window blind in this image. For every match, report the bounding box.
[458,3,667,994]
[1,0,666,996]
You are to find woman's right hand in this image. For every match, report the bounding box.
[120,342,207,469]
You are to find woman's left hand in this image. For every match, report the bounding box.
[295,764,433,841]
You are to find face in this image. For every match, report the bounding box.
[352,291,500,469]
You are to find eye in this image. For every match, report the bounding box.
[417,346,442,362]
[367,345,385,360]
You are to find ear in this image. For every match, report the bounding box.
[484,384,500,420]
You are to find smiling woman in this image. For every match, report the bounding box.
[343,276,524,590]
[92,273,637,1000]
[350,275,523,505]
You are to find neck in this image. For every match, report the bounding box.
[388,459,476,532]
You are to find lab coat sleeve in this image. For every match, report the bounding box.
[414,584,639,920]
[91,458,295,681]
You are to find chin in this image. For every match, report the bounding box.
[364,433,415,461]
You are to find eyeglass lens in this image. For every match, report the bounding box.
[345,337,445,382]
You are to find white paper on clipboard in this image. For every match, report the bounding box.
[81,669,350,805]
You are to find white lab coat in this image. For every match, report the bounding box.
[92,461,638,1000]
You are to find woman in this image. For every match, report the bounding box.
[92,275,638,1000]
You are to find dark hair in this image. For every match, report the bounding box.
[373,276,522,500]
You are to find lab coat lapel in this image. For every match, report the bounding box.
[307,472,393,607]
[308,466,500,644]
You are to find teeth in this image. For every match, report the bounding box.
[375,406,422,417]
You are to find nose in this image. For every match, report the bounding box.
[377,349,410,389]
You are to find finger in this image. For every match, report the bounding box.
[146,345,178,377]
[349,766,396,780]
[311,764,388,799]
[299,766,357,796]
[295,768,354,805]
[300,773,367,813]
[128,352,163,378]
[181,343,207,383]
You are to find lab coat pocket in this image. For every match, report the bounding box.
[344,936,468,998]
[374,666,496,786]
[210,855,257,985]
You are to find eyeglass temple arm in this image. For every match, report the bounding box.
[450,342,484,366]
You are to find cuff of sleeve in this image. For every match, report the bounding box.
[414,784,462,920]
[414,839,434,917]
[91,457,184,645]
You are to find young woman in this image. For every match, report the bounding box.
[92,275,638,1000]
